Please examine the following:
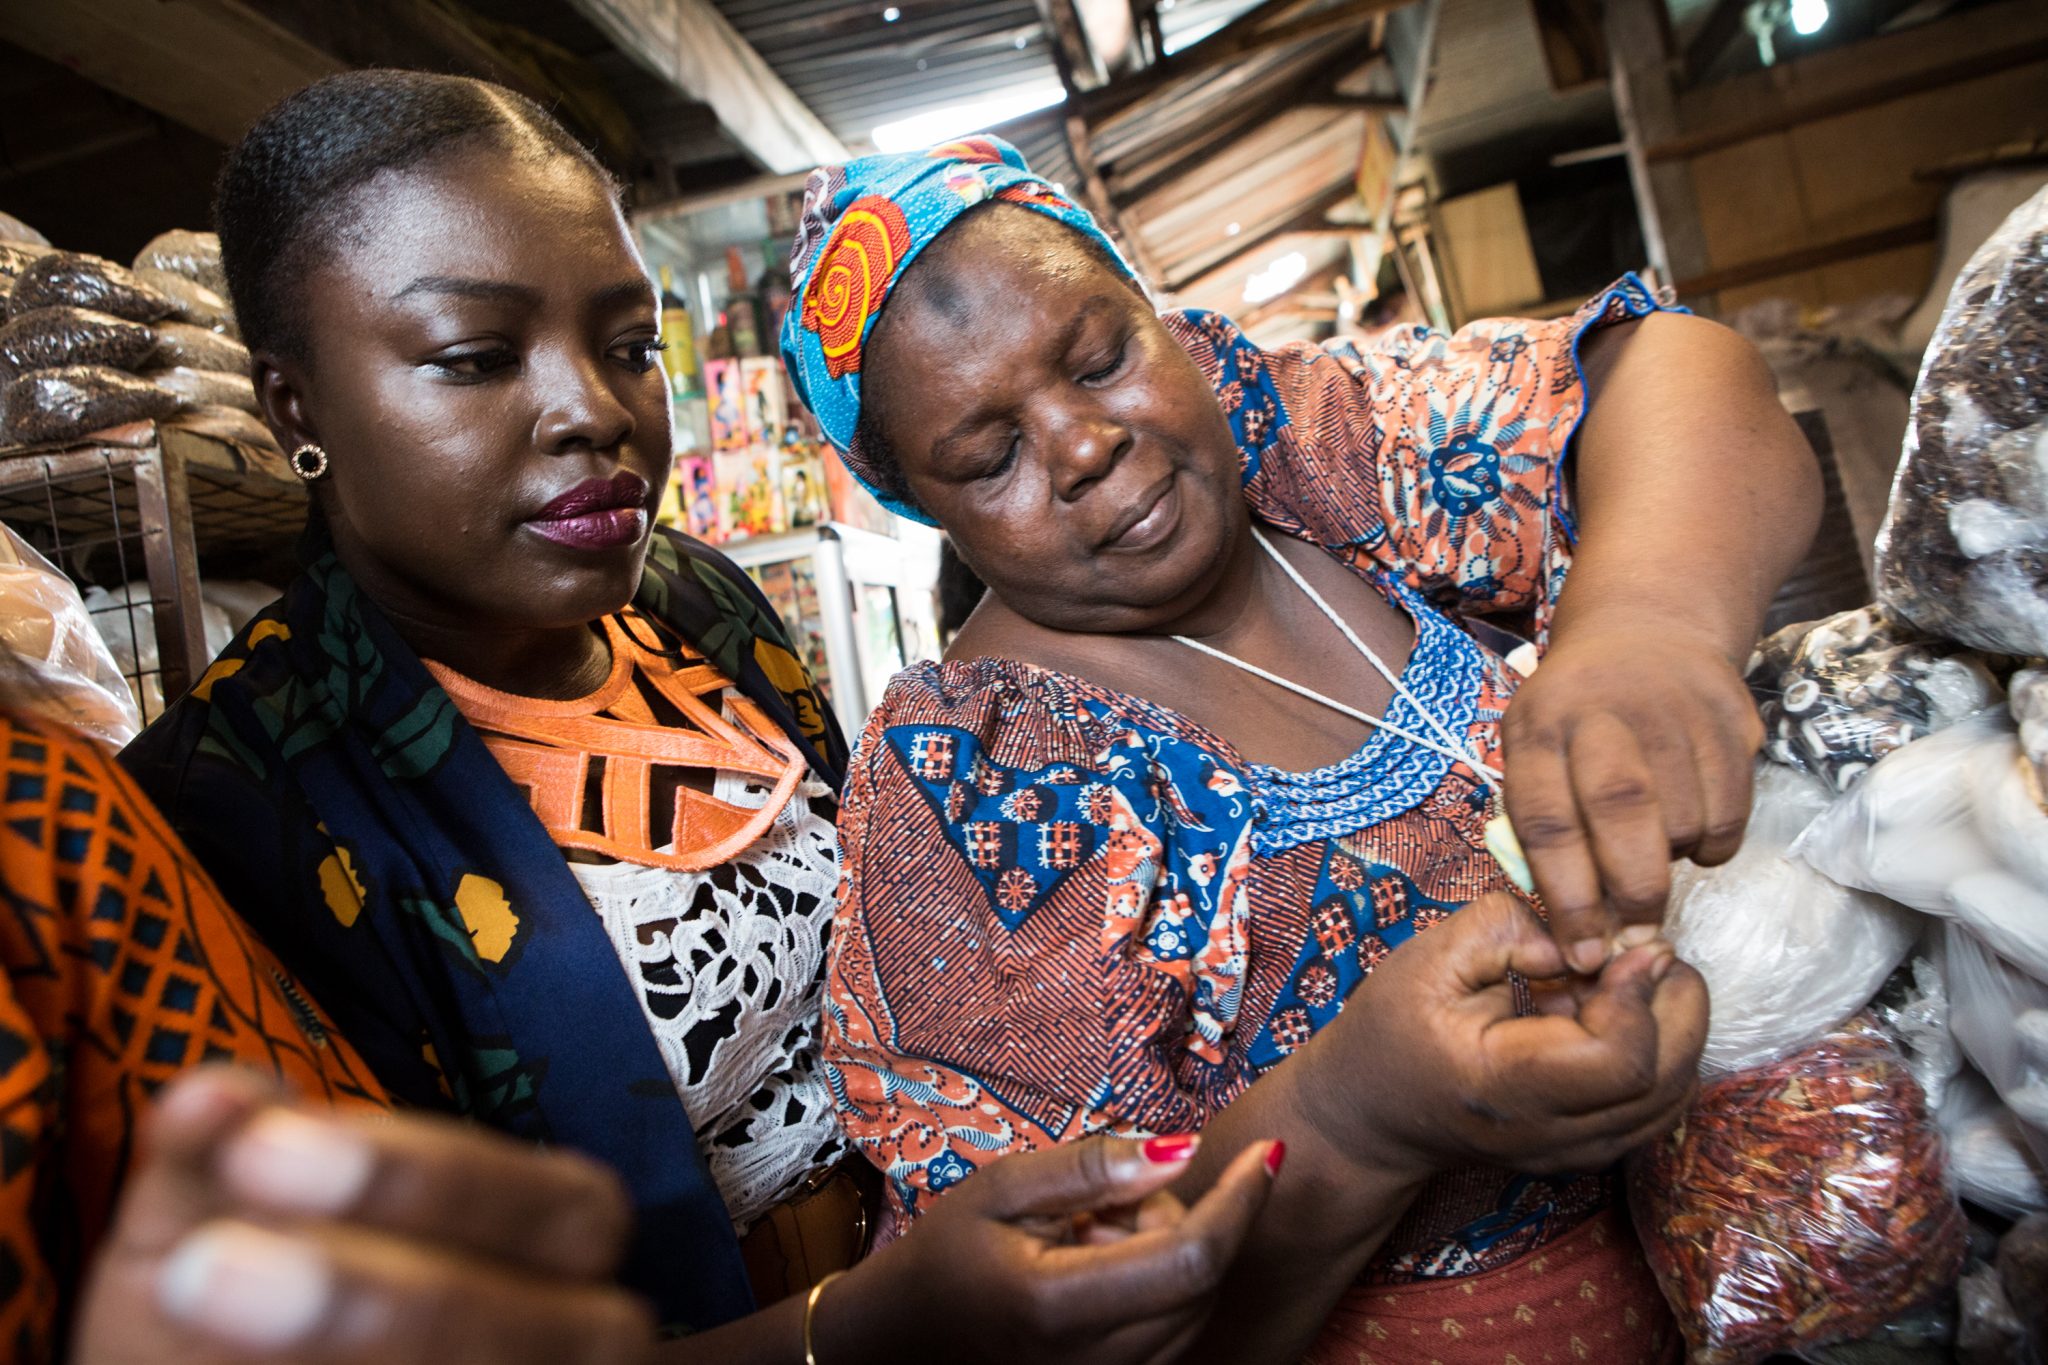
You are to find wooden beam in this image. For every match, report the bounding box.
[1107,35,1383,207]
[1036,0,1110,90]
[1041,5,1169,283]
[567,0,846,175]
[1167,181,1362,293]
[1672,217,1938,297]
[1679,0,1751,86]
[1236,262,1349,330]
[1606,0,1711,290]
[1303,93,1406,111]
[1652,34,2048,162]
[1084,0,1398,129]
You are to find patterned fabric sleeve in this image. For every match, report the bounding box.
[1165,276,1671,641]
[822,663,1260,1218]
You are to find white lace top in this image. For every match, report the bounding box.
[570,760,846,1233]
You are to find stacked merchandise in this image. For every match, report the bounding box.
[0,221,274,457]
[684,355,833,544]
[1629,187,2048,1363]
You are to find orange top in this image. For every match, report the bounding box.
[0,711,389,1360]
[426,612,808,871]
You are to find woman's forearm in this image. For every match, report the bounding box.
[1560,312,1821,656]
[651,1295,807,1365]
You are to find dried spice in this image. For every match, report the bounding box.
[133,269,237,336]
[1875,187,2048,655]
[8,251,173,323]
[1632,1017,1967,1365]
[131,230,227,298]
[2,366,178,447]
[149,322,250,375]
[0,307,159,387]
[143,366,258,415]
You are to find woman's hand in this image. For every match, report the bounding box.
[1302,893,1708,1181]
[72,1068,653,1365]
[819,1135,1280,1365]
[1500,622,1766,973]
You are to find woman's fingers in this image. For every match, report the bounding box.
[1500,737,1612,970]
[105,1068,282,1258]
[1565,715,1673,928]
[1433,892,1570,994]
[218,1106,634,1279]
[967,1134,1202,1222]
[153,1218,652,1365]
[1031,1142,1278,1328]
[1686,701,1762,867]
[1479,944,1672,1116]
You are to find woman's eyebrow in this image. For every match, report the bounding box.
[391,275,542,305]
[591,279,657,313]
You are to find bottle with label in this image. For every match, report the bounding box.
[658,266,699,398]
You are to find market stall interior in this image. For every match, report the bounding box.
[1,0,2046,1359]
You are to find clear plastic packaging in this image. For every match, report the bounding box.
[2014,666,2047,793]
[7,251,172,323]
[1939,923,2048,1173]
[145,367,258,415]
[1631,1017,1969,1365]
[0,212,49,247]
[2,365,178,447]
[1796,711,2048,983]
[132,268,237,336]
[0,525,141,749]
[1746,605,2004,791]
[1877,956,1965,1115]
[131,230,227,298]
[1940,1068,2047,1218]
[0,242,54,290]
[1665,763,1919,1072]
[148,321,250,375]
[0,306,160,387]
[1874,186,2048,655]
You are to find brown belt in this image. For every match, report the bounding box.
[737,1162,876,1303]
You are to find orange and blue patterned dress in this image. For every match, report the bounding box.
[825,281,1683,1364]
[0,709,387,1364]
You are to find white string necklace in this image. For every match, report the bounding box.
[1170,528,1533,890]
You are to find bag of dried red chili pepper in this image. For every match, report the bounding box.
[1631,1015,1968,1364]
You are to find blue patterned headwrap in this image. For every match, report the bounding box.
[778,134,1133,524]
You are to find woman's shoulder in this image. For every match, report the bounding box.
[870,655,1098,743]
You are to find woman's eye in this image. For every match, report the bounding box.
[978,433,1020,481]
[618,338,668,372]
[1080,340,1127,384]
[429,348,518,379]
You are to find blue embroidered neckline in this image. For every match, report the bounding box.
[1240,577,1486,855]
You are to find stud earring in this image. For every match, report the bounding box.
[288,443,330,481]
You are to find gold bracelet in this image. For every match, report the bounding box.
[803,1269,848,1365]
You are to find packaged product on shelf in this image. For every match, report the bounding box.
[1746,605,2004,790]
[199,579,282,632]
[0,242,55,302]
[1796,710,2048,983]
[0,211,50,247]
[149,320,251,374]
[1874,187,2048,656]
[1939,923,2048,1167]
[2,365,179,447]
[8,251,173,323]
[0,525,142,749]
[133,268,237,335]
[1878,955,1965,1114]
[169,405,281,457]
[0,306,159,386]
[1940,1068,2048,1217]
[144,365,258,415]
[2014,666,2047,791]
[131,229,227,297]
[1631,1016,1968,1365]
[1664,762,1919,1073]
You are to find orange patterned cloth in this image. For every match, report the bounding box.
[0,710,387,1362]
[1311,1206,1681,1365]
[425,611,807,871]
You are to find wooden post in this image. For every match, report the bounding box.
[1604,0,1712,302]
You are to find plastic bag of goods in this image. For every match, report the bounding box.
[0,242,54,299]
[2015,666,2047,792]
[0,307,159,386]
[1665,762,1919,1073]
[0,526,141,749]
[1874,186,2048,655]
[0,212,49,248]
[131,269,235,336]
[82,584,232,721]
[131,230,226,298]
[149,322,249,375]
[145,366,257,415]
[2,366,177,447]
[1876,955,1965,1115]
[1631,1016,1968,1365]
[1939,1068,2047,1218]
[1796,710,2048,983]
[8,251,172,323]
[1939,923,2048,1168]
[1746,605,2003,791]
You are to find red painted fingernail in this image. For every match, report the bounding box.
[1263,1140,1287,1178]
[1142,1134,1199,1165]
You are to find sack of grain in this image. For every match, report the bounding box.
[2,366,177,446]
[149,321,250,374]
[146,366,258,415]
[133,268,237,336]
[9,252,172,323]
[0,307,159,387]
[131,230,226,297]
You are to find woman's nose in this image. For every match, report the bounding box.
[533,352,634,453]
[1047,409,1130,499]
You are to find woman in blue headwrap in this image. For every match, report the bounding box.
[789,137,1819,1363]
